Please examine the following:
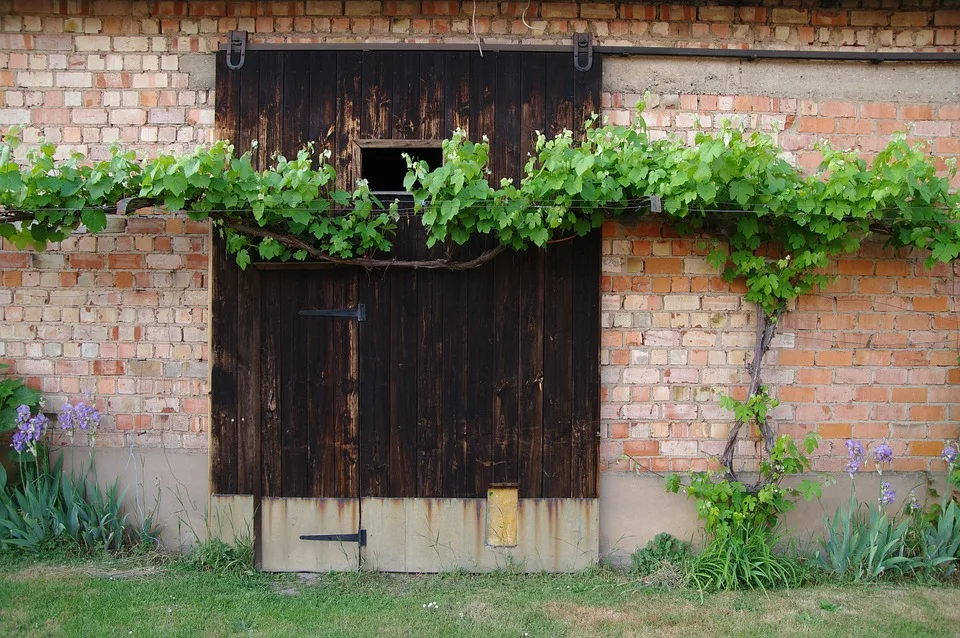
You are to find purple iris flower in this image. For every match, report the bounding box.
[873,442,893,465]
[845,439,866,477]
[943,447,958,464]
[879,481,896,506]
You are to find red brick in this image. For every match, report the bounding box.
[642,258,682,274]
[93,360,126,376]
[68,254,104,269]
[624,440,659,457]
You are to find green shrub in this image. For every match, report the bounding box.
[915,501,960,577]
[631,533,691,576]
[0,450,129,553]
[818,491,916,581]
[186,534,255,576]
[686,529,807,592]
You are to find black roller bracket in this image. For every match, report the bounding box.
[226,30,247,71]
[573,32,593,72]
[299,304,366,321]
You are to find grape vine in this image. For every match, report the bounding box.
[1,110,958,482]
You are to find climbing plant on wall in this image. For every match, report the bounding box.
[1,111,959,486]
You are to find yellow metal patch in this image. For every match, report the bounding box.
[485,484,519,547]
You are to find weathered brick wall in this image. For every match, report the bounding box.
[0,212,209,449]
[600,223,959,475]
[1,2,959,469]
[1,1,958,159]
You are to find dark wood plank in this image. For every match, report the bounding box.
[306,273,336,497]
[492,251,520,486]
[464,261,496,498]
[440,254,468,497]
[517,248,544,498]
[392,51,420,140]
[416,267,443,497]
[542,241,574,498]
[387,218,418,498]
[572,51,603,139]
[235,50,260,163]
[519,52,546,174]
[235,265,261,496]
[214,51,240,145]
[335,51,362,189]
[571,232,601,498]
[418,52,444,141]
[257,52,283,169]
[339,271,361,498]
[469,51,497,146]
[259,272,282,498]
[306,51,338,165]
[210,235,238,494]
[359,270,389,497]
[494,52,521,183]
[281,51,311,160]
[544,53,574,139]
[280,273,309,497]
[443,52,471,138]
[361,51,393,139]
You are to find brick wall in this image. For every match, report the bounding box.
[1,2,959,471]
[600,223,960,475]
[0,212,209,449]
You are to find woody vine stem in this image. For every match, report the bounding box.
[2,108,960,481]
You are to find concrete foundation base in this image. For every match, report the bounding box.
[599,471,936,568]
[55,445,208,551]
[52,446,939,568]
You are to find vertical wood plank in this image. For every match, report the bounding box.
[493,51,521,183]
[210,235,238,494]
[235,266,261,496]
[388,219,418,498]
[464,261,495,498]
[336,51,362,189]
[361,51,393,139]
[492,251,520,486]
[517,249,544,498]
[519,52,545,174]
[543,53,575,139]
[359,271,389,497]
[340,271,361,498]
[470,51,497,145]
[260,272,282,498]
[443,52,471,138]
[306,51,338,165]
[257,52,283,169]
[281,51,311,160]
[392,52,420,140]
[214,51,240,145]
[542,241,574,498]
[440,264,468,497]
[418,52,444,141]
[416,269,443,497]
[572,52,603,139]
[280,273,309,497]
[571,232,601,498]
[236,50,260,163]
[306,274,336,497]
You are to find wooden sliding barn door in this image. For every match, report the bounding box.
[211,48,602,572]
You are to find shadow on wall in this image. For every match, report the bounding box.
[599,471,941,569]
[54,445,208,551]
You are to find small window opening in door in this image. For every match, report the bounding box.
[358,142,443,195]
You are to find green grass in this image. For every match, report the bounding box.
[0,555,958,637]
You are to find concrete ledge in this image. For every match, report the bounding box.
[604,58,960,103]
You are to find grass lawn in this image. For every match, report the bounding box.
[0,556,958,637]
